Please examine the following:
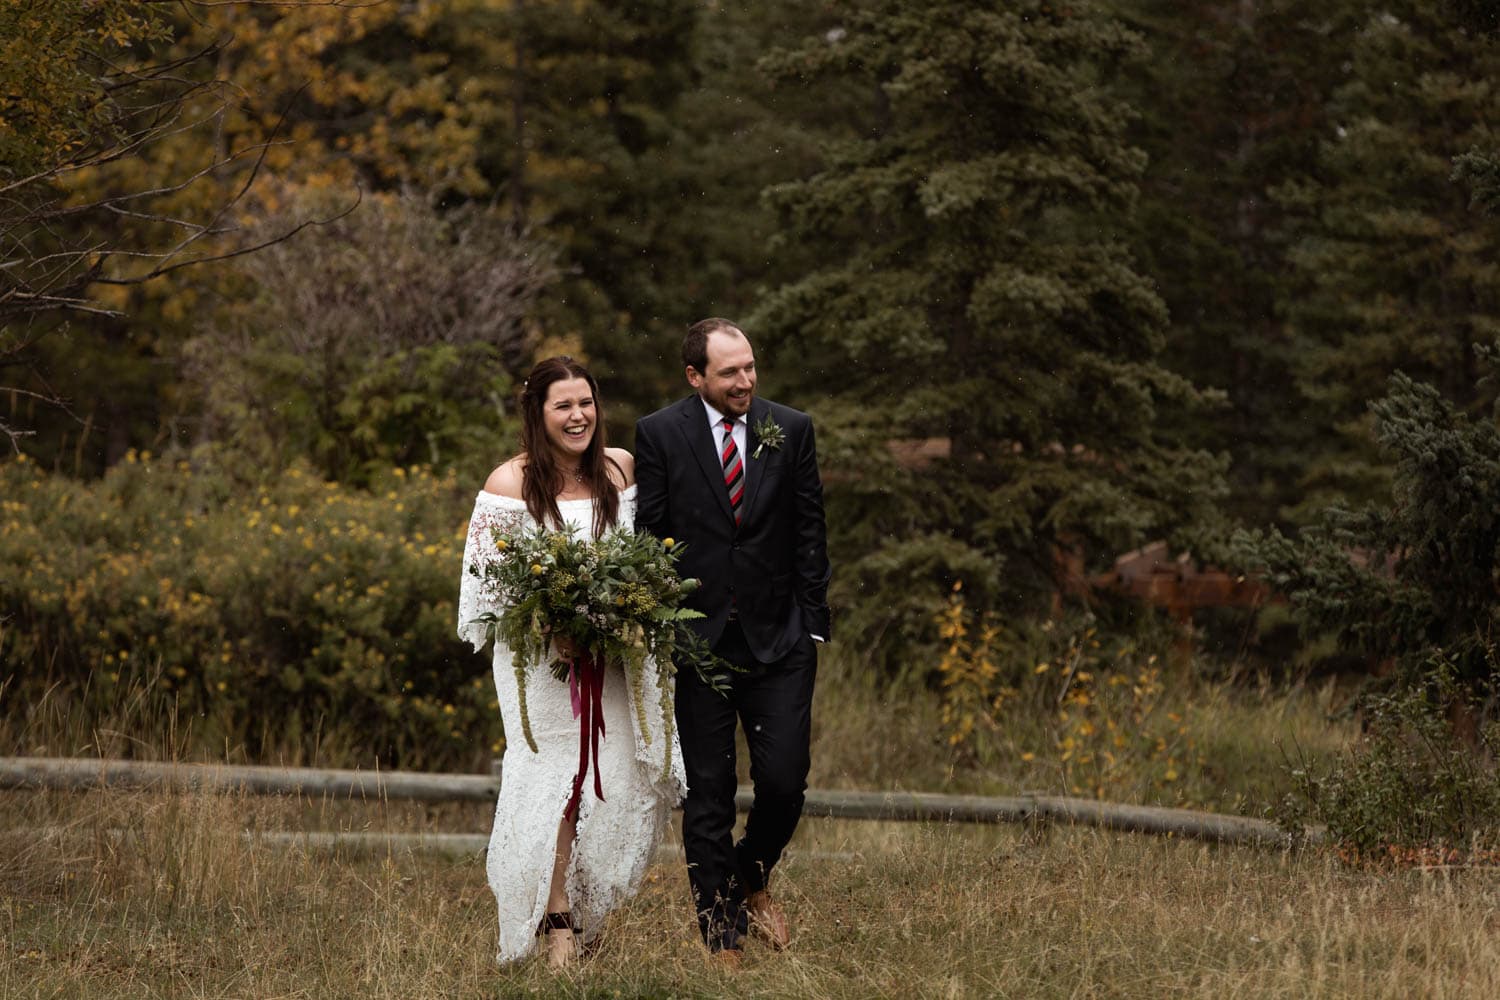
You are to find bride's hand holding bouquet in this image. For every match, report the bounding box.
[469,524,706,778]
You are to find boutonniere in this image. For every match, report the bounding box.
[751,414,785,459]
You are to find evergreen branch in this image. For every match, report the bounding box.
[1452,148,1500,217]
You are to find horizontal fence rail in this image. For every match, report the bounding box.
[0,756,497,802]
[1,826,867,865]
[0,757,1315,848]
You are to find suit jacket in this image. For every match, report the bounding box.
[634,395,832,662]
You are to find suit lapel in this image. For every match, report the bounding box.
[674,396,736,524]
[740,398,770,522]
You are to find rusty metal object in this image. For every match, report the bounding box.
[1091,541,1273,622]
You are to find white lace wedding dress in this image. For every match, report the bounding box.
[457,484,686,964]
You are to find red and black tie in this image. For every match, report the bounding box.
[721,417,744,524]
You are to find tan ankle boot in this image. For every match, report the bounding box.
[746,890,790,950]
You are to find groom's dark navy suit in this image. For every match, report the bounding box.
[634,393,831,950]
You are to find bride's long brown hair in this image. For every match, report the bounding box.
[518,356,621,538]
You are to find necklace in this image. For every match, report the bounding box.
[561,465,584,484]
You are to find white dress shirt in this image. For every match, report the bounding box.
[701,399,747,474]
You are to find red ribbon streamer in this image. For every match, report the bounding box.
[563,652,607,821]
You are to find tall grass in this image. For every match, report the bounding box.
[0,668,373,769]
[809,642,1353,815]
[3,632,1355,821]
[4,786,1499,998]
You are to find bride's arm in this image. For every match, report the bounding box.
[456,488,528,652]
[605,447,636,489]
[484,457,525,499]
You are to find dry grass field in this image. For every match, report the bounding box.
[5,645,1483,997]
[4,782,1500,999]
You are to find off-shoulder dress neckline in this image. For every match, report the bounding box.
[476,483,638,505]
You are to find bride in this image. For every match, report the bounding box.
[457,356,685,968]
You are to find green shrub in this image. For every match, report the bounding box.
[1279,659,1500,861]
[0,449,499,769]
[831,531,1004,687]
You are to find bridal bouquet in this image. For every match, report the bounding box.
[468,524,706,779]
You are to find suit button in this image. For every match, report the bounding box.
[732,542,740,550]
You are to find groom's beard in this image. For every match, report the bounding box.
[707,387,753,416]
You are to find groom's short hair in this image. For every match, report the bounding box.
[683,318,744,373]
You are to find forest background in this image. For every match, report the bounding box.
[3,0,1500,827]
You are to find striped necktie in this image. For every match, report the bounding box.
[721,417,744,524]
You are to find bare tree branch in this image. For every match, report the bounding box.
[185,190,557,478]
[96,188,362,285]
[0,1,360,447]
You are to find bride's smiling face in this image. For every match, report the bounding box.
[542,377,596,462]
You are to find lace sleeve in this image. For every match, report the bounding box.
[457,492,530,652]
[618,486,636,534]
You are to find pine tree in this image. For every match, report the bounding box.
[643,0,866,325]
[1240,137,1500,701]
[497,0,869,415]
[753,0,1228,671]
[1241,365,1500,697]
[1276,1,1500,514]
[490,0,703,410]
[1112,1,1354,526]
[1455,148,1500,217]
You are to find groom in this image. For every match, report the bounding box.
[634,318,832,962]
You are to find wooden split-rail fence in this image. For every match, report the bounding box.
[0,757,1316,852]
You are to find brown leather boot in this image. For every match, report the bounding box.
[745,890,790,950]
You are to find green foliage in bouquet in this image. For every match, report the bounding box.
[468,525,706,776]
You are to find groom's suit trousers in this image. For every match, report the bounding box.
[675,620,818,949]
